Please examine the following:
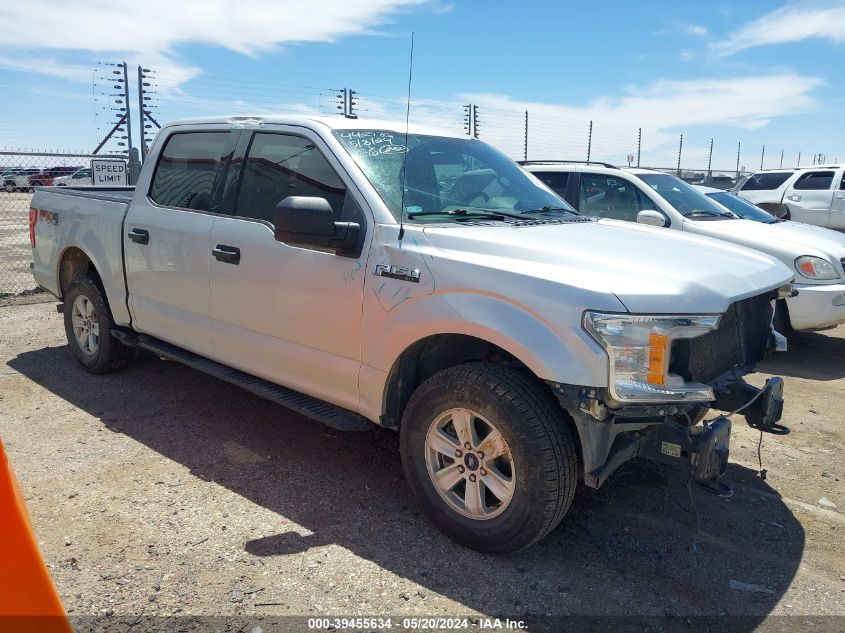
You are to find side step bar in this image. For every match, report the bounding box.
[113,330,373,432]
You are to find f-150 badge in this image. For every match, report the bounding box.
[373,264,421,283]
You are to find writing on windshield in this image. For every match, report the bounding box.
[333,129,571,221]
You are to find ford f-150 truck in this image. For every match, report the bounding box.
[29,116,793,553]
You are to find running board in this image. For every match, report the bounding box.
[116,330,373,432]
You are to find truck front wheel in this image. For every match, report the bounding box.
[400,363,578,553]
[63,273,134,373]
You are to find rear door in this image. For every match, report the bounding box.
[124,127,237,356]
[783,170,836,227]
[207,126,369,412]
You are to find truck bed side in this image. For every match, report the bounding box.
[30,186,134,326]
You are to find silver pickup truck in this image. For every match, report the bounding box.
[29,115,793,552]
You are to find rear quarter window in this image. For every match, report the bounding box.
[740,172,793,191]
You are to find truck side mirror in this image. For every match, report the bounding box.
[273,196,360,256]
[636,210,666,227]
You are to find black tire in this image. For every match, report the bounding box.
[400,362,578,553]
[63,272,134,373]
[4,181,15,193]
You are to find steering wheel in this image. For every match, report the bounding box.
[460,191,490,205]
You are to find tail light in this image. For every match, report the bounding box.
[28,207,37,248]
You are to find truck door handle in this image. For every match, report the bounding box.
[128,228,149,244]
[212,244,240,265]
[787,194,801,202]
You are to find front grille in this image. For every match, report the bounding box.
[669,293,774,384]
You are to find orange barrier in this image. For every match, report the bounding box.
[0,441,73,633]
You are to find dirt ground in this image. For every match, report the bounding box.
[1,301,844,631]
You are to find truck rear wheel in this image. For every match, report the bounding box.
[63,273,134,373]
[400,363,578,553]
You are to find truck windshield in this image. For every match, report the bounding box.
[333,129,574,221]
[638,173,733,219]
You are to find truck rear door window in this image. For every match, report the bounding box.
[793,171,834,191]
[235,133,347,224]
[149,132,231,211]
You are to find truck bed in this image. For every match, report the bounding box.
[43,185,135,202]
[30,186,135,326]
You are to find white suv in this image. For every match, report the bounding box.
[524,161,845,331]
[734,165,845,229]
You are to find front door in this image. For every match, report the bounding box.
[783,170,836,227]
[124,128,234,356]
[208,128,369,412]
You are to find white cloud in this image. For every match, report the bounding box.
[713,0,845,56]
[0,54,93,82]
[450,74,823,164]
[686,24,708,37]
[0,0,429,86]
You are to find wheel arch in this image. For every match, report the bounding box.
[379,332,583,440]
[54,241,130,326]
[57,246,99,297]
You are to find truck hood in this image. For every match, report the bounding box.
[422,219,793,314]
[683,218,845,273]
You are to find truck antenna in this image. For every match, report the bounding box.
[398,31,415,244]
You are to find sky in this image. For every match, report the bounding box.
[0,0,844,171]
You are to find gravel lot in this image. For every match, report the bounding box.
[1,301,844,630]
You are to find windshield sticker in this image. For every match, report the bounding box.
[405,205,423,213]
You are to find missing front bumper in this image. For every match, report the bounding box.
[582,415,732,489]
[637,416,731,482]
[711,376,788,435]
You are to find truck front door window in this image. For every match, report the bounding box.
[149,132,231,211]
[236,133,347,224]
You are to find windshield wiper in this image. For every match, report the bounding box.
[406,208,525,221]
[520,206,581,216]
[685,210,733,219]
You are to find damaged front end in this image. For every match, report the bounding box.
[553,288,791,491]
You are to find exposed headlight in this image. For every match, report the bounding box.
[795,255,839,280]
[583,312,720,404]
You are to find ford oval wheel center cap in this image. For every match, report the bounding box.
[463,452,480,471]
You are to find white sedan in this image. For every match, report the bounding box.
[695,185,845,331]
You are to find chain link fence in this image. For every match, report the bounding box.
[0,151,126,299]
